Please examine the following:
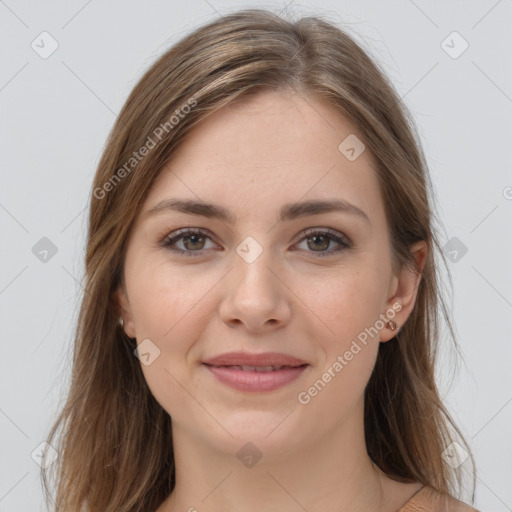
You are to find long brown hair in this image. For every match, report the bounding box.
[42,8,476,511]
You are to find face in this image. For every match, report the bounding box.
[116,89,425,457]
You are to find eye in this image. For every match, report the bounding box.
[293,227,351,257]
[160,227,351,257]
[160,228,217,256]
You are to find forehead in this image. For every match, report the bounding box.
[142,90,386,227]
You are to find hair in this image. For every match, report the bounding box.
[42,7,476,512]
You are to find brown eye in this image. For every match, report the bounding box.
[161,227,351,258]
[161,228,217,256]
[306,234,331,252]
[181,234,206,251]
[295,228,351,257]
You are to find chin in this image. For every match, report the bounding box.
[201,410,313,459]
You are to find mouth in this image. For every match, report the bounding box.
[207,364,303,372]
[202,351,308,368]
[202,355,309,392]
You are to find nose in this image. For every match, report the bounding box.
[218,243,292,333]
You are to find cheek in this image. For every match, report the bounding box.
[129,263,218,418]
[294,270,385,418]
[127,262,224,404]
[301,265,387,347]
[127,259,214,339]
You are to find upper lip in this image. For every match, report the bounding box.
[202,351,308,367]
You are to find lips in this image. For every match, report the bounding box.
[202,352,309,392]
[202,351,308,368]
[215,365,288,372]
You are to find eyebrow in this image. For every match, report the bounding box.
[144,198,370,225]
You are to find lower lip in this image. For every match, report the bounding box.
[203,364,308,392]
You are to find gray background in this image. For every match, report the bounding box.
[0,0,511,510]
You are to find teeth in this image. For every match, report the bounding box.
[224,365,285,372]
[253,365,278,372]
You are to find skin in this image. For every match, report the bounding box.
[116,89,430,512]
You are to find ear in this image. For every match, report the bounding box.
[380,240,428,342]
[113,285,136,339]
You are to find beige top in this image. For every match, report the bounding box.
[398,486,480,512]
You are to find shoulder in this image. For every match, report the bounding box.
[400,486,480,512]
[447,497,480,512]
[435,489,480,512]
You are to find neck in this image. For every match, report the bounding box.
[161,402,383,512]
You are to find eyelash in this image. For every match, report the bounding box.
[160,227,351,258]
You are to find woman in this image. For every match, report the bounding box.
[42,8,479,512]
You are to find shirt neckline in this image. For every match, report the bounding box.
[397,485,428,511]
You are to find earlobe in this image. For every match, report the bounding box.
[113,286,136,339]
[381,240,428,343]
